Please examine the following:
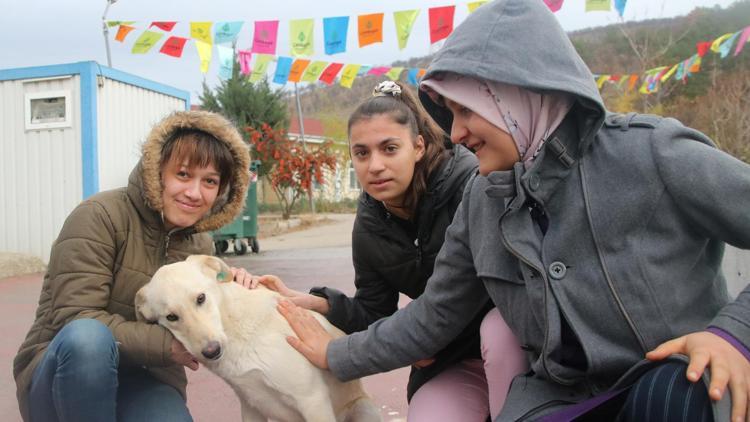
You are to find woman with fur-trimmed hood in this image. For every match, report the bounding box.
[13,111,250,421]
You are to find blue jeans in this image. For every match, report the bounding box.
[28,319,192,422]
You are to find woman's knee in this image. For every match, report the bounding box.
[55,319,118,364]
[480,308,523,363]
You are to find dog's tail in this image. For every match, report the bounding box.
[340,397,381,422]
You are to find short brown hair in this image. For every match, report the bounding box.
[160,129,235,196]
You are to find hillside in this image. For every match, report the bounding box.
[288,1,750,161]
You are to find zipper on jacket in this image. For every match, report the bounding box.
[414,238,422,269]
[579,162,647,352]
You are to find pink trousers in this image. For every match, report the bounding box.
[407,308,528,422]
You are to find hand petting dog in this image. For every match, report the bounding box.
[278,299,333,370]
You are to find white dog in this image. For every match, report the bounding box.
[135,254,380,422]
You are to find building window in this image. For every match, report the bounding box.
[25,90,72,130]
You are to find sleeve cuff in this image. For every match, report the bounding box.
[707,326,750,362]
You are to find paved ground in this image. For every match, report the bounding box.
[0,213,410,422]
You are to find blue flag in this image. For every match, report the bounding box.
[357,65,372,76]
[407,68,420,86]
[214,21,244,45]
[323,16,349,55]
[217,45,234,80]
[614,0,627,17]
[273,56,294,85]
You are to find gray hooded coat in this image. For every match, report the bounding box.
[326,0,750,420]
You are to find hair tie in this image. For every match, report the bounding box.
[373,81,402,98]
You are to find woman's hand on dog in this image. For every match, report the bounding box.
[278,299,331,370]
[258,275,331,315]
[171,339,200,371]
[231,267,257,288]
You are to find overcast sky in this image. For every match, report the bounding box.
[0,0,739,104]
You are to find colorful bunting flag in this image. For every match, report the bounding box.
[323,17,349,55]
[340,64,361,88]
[357,65,373,76]
[131,31,163,54]
[273,56,293,85]
[689,55,702,73]
[115,25,135,42]
[543,0,564,13]
[386,67,404,81]
[107,21,135,28]
[238,50,253,75]
[614,0,627,17]
[368,66,391,76]
[191,22,213,45]
[596,75,610,89]
[253,20,279,55]
[710,33,735,53]
[696,41,711,57]
[429,6,455,44]
[159,36,188,57]
[660,64,679,82]
[214,21,243,45]
[734,26,750,57]
[718,32,740,58]
[467,1,488,13]
[250,54,274,82]
[319,63,344,85]
[301,61,328,82]
[358,13,384,47]
[585,0,610,12]
[407,68,421,85]
[217,45,235,80]
[393,10,420,50]
[627,74,639,91]
[151,22,177,32]
[195,40,213,74]
[290,19,314,57]
[288,59,311,82]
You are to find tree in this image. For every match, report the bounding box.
[199,59,289,133]
[247,124,338,219]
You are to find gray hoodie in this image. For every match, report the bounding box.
[327,0,750,420]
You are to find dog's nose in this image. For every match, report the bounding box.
[201,341,222,360]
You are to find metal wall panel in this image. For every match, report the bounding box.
[96,78,186,191]
[0,76,82,261]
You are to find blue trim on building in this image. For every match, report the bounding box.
[79,62,99,199]
[0,61,191,197]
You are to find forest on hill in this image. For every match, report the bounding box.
[287,0,749,162]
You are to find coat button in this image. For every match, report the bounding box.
[529,175,540,191]
[548,261,566,280]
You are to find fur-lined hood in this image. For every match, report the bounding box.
[137,110,251,233]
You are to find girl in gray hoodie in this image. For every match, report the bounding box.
[279,1,750,421]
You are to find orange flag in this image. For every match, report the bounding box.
[288,59,311,83]
[358,13,384,47]
[115,25,135,42]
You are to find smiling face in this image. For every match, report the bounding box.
[160,159,221,230]
[349,114,425,211]
[444,98,520,175]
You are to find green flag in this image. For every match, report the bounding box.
[301,61,328,82]
[290,18,314,57]
[393,10,420,50]
[249,54,274,83]
[585,0,611,12]
[131,30,164,54]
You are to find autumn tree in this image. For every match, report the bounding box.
[247,124,338,219]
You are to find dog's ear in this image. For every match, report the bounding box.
[187,254,233,283]
[135,286,158,324]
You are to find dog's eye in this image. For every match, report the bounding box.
[197,293,205,305]
[166,314,179,322]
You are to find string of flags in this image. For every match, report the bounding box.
[108,1,748,95]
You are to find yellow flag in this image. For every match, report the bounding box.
[249,54,274,83]
[340,64,361,89]
[195,40,212,74]
[386,67,404,81]
[191,22,213,45]
[393,10,420,50]
[585,0,610,12]
[710,33,735,53]
[301,61,328,82]
[131,31,163,54]
[596,75,609,89]
[660,64,679,82]
[467,1,487,13]
[290,19,314,57]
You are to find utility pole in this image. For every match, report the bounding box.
[294,82,315,215]
[102,0,118,67]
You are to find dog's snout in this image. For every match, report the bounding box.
[202,341,222,360]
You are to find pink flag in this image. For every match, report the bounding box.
[544,0,564,13]
[367,66,391,76]
[252,20,279,54]
[735,26,750,57]
[238,50,253,75]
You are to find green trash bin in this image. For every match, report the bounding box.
[212,160,260,255]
